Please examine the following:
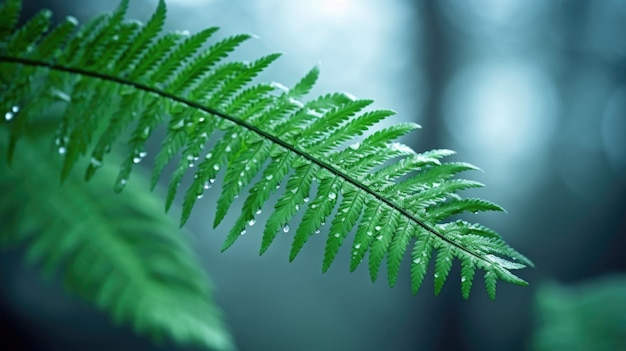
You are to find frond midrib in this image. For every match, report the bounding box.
[0,54,496,268]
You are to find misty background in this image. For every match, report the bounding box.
[1,0,625,350]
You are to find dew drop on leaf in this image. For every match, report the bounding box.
[231,133,238,139]
[256,208,262,215]
[375,235,383,241]
[248,218,256,226]
[311,204,317,209]
[434,273,439,278]
[90,157,102,168]
[265,174,273,180]
[4,112,13,121]
[413,258,421,264]
[171,119,184,130]
[349,142,360,150]
[328,192,337,200]
[204,181,211,189]
[240,229,246,235]
[58,146,67,155]
[354,243,361,249]
[334,233,340,238]
[375,225,382,231]
[225,146,232,152]
[295,204,300,211]
[314,229,321,234]
[196,193,204,199]
[366,231,373,237]
[213,164,220,171]
[303,197,310,203]
[461,276,467,283]
[205,152,213,159]
[282,224,290,233]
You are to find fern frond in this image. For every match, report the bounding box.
[0,134,233,350]
[0,0,532,300]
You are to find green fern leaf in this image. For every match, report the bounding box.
[0,134,233,350]
[0,0,532,300]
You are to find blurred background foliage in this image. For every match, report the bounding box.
[1,0,625,350]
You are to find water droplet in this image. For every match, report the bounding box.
[434,273,439,278]
[179,29,190,36]
[270,81,289,92]
[334,233,340,238]
[245,165,250,171]
[213,164,220,171]
[237,180,243,187]
[203,181,211,189]
[461,276,467,283]
[321,221,325,226]
[248,219,256,226]
[90,157,102,168]
[139,151,147,158]
[349,142,360,150]
[171,119,184,130]
[446,257,451,262]
[142,126,151,138]
[282,224,290,233]
[275,184,280,189]
[196,193,204,199]
[58,146,67,155]
[240,171,245,177]
[303,197,310,203]
[231,133,238,139]
[413,258,421,264]
[112,34,119,41]
[4,112,13,121]
[198,117,205,123]
[288,97,304,108]
[205,152,213,159]
[328,192,337,200]
[355,244,361,249]
[311,204,317,209]
[187,155,194,161]
[342,207,349,213]
[256,208,262,215]
[240,229,246,235]
[11,106,19,113]
[209,178,215,184]
[265,174,273,180]
[290,188,298,194]
[367,231,373,236]
[314,229,321,234]
[375,235,383,241]
[133,156,142,164]
[295,204,300,211]
[375,225,382,231]
[225,146,232,152]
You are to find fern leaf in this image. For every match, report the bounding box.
[0,0,532,299]
[321,186,365,270]
[386,218,412,287]
[410,232,434,295]
[0,135,233,350]
[460,257,477,299]
[115,0,166,73]
[433,244,454,295]
[0,0,21,41]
